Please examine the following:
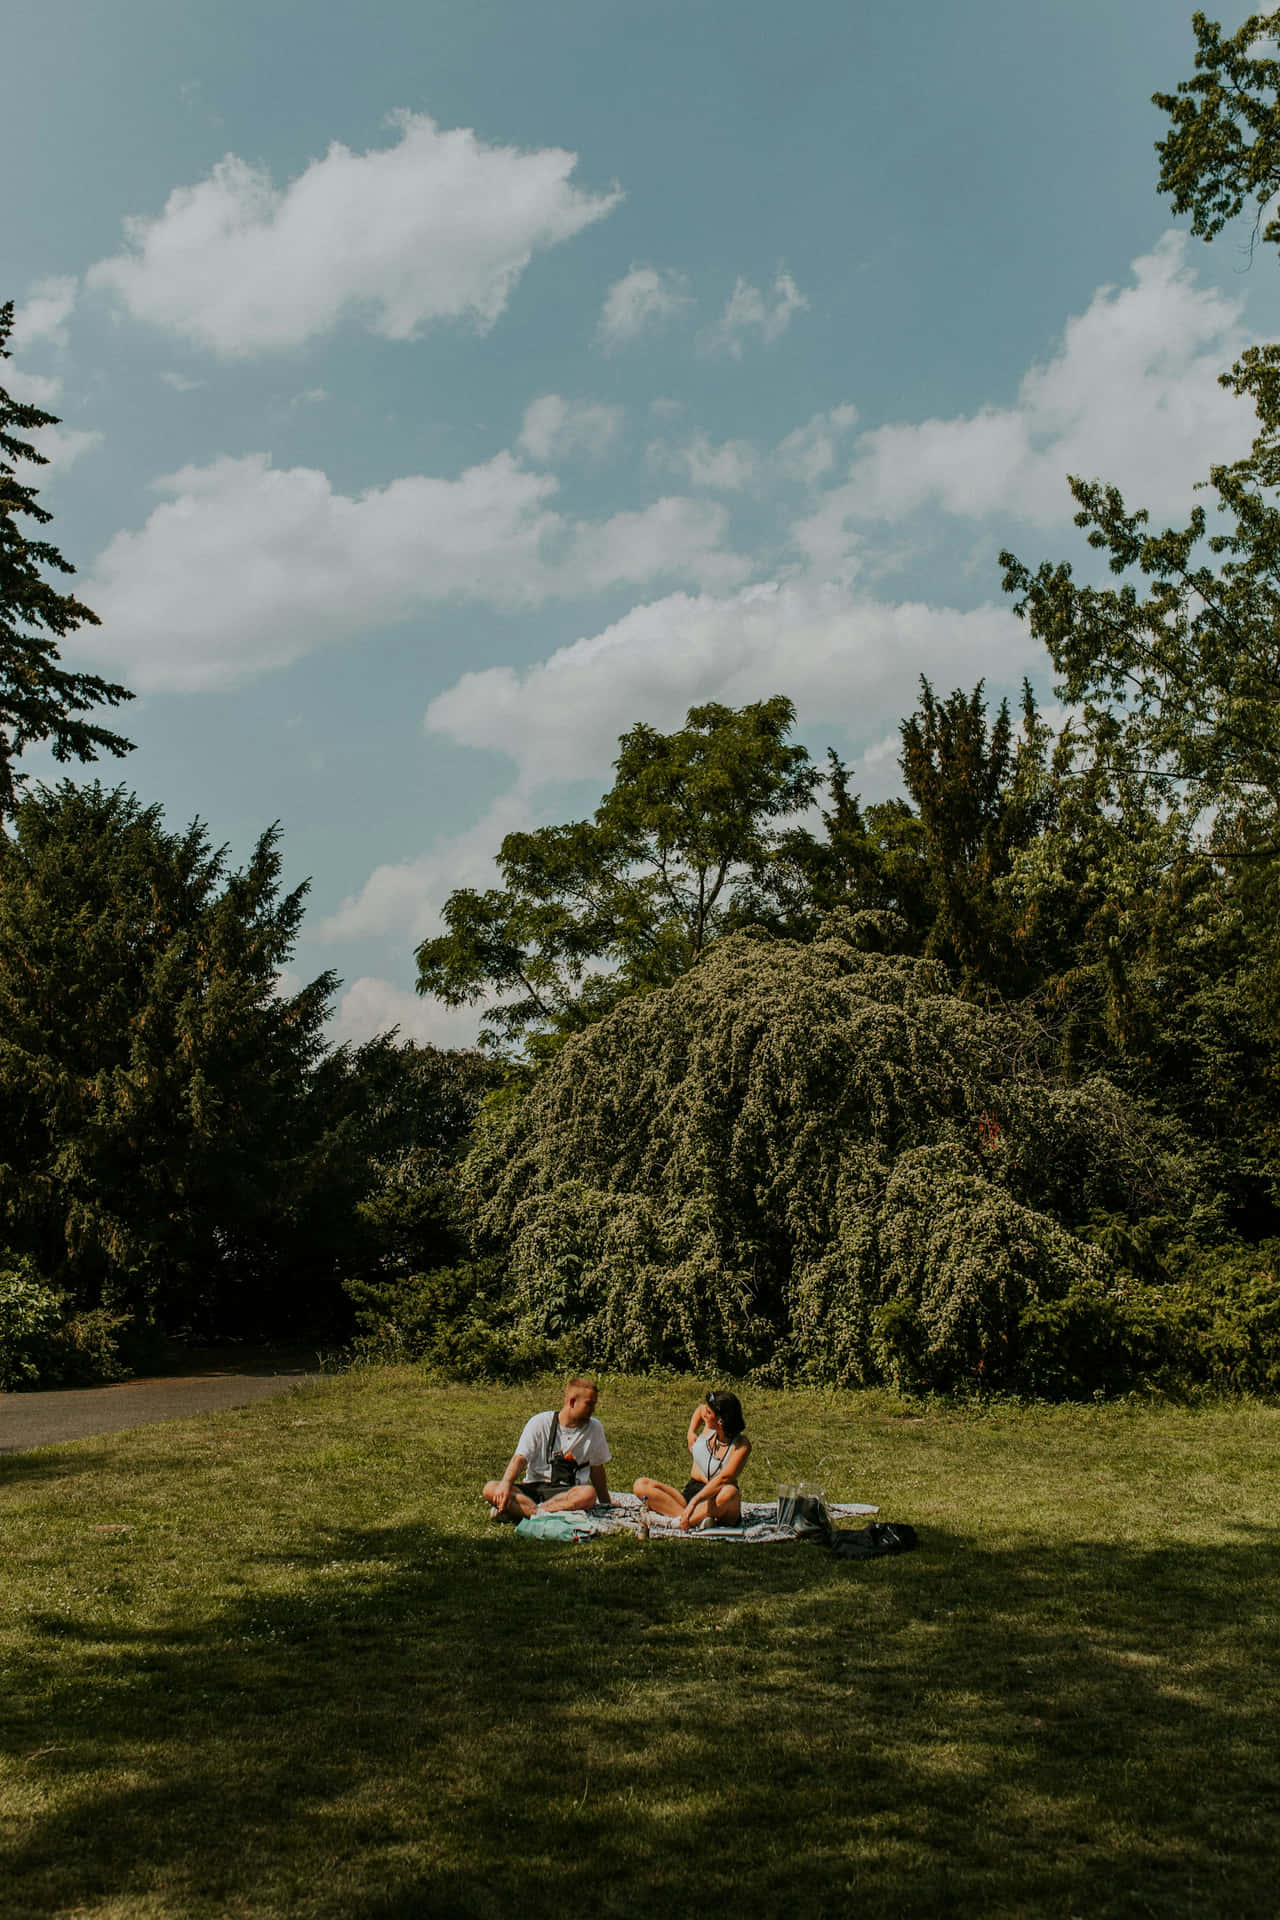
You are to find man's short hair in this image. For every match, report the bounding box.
[566,1375,597,1394]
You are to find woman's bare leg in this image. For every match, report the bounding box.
[706,1483,742,1524]
[633,1475,688,1517]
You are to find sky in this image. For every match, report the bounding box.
[5,0,1278,1048]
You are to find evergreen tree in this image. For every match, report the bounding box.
[0,301,132,818]
[0,782,338,1334]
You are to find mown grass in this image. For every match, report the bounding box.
[1,1370,1277,1918]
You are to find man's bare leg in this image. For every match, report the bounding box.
[538,1484,598,1514]
[482,1480,598,1520]
[482,1478,537,1520]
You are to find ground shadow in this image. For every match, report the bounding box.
[3,1519,1278,1918]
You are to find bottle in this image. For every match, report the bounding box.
[637,1498,650,1541]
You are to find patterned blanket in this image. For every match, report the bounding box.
[583,1490,879,1543]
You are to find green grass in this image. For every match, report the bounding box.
[2,1371,1278,1918]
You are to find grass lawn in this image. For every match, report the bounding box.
[1,1371,1278,1918]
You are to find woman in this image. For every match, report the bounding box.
[634,1390,751,1530]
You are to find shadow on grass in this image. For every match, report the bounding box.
[3,1520,1279,1919]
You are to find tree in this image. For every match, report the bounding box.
[989,11,1280,1221]
[1153,10,1280,255]
[759,678,1068,997]
[416,696,819,1051]
[0,782,340,1336]
[0,302,132,818]
[461,920,1207,1390]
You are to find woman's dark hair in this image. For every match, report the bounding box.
[706,1389,746,1440]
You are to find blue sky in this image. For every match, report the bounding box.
[6,0,1278,1044]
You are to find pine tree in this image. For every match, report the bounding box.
[0,299,132,818]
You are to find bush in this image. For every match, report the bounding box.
[1156,1240,1280,1394]
[343,1258,551,1381]
[0,1254,128,1389]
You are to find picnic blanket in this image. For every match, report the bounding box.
[525,1491,879,1544]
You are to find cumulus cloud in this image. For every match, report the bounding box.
[706,269,807,358]
[329,975,485,1048]
[517,393,624,463]
[596,265,692,349]
[11,277,78,351]
[319,787,539,943]
[650,431,759,491]
[80,451,747,691]
[828,234,1253,529]
[86,113,620,355]
[775,405,859,485]
[423,579,1026,792]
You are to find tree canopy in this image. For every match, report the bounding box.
[0,783,338,1335]
[416,696,818,1050]
[461,920,1209,1390]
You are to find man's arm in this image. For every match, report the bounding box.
[493,1452,527,1514]
[589,1461,611,1506]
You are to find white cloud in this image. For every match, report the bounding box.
[329,975,484,1048]
[596,265,691,349]
[775,405,859,485]
[517,393,624,463]
[319,787,537,943]
[831,234,1253,529]
[86,112,620,356]
[706,269,807,358]
[11,277,78,351]
[159,370,205,391]
[81,451,746,691]
[425,579,1028,795]
[650,431,758,491]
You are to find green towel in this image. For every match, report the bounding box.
[514,1510,600,1542]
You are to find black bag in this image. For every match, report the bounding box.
[545,1414,578,1489]
[828,1521,919,1561]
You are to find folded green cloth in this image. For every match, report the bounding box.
[514,1510,600,1542]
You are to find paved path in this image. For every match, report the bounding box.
[0,1352,317,1454]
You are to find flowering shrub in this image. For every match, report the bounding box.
[464,920,1206,1387]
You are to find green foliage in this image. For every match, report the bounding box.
[0,1252,128,1389]
[1157,1238,1280,1392]
[0,781,337,1334]
[0,302,132,818]
[462,921,1202,1389]
[343,1258,548,1380]
[1154,10,1280,251]
[0,1255,62,1387]
[416,696,819,1051]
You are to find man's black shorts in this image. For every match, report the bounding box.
[518,1481,575,1504]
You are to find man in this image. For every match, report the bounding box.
[482,1376,611,1520]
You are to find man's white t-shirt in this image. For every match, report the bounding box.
[516,1410,611,1485]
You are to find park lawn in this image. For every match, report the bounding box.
[1,1372,1277,1919]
